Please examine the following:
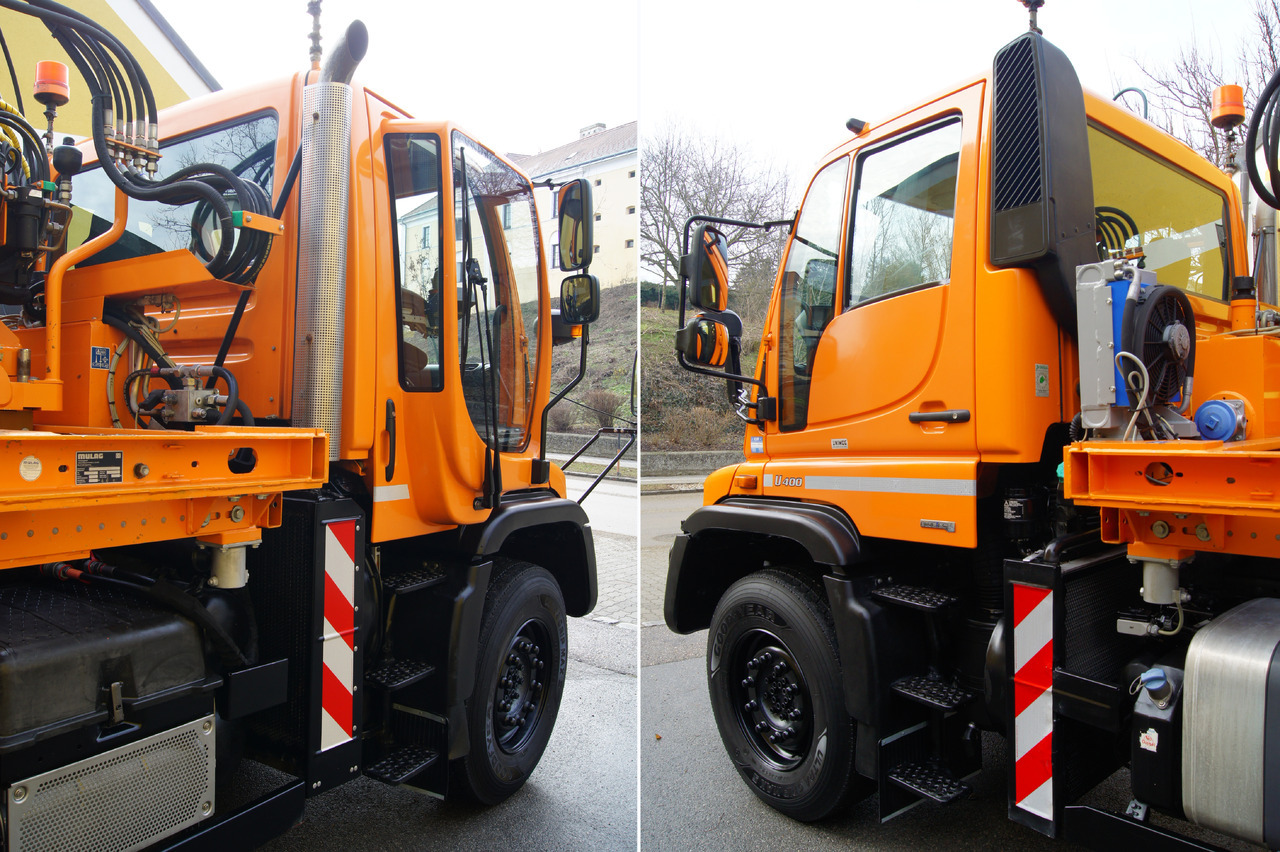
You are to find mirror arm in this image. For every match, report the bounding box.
[538,324,590,469]
[678,213,795,330]
[675,349,766,393]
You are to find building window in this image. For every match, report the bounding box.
[625,239,634,248]
[502,204,512,229]
[419,226,429,248]
[627,206,635,215]
[594,213,602,221]
[593,244,600,253]
[594,179,602,186]
[628,170,636,178]
[552,243,558,262]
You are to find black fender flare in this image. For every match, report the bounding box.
[460,491,597,617]
[665,497,861,633]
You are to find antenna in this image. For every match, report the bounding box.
[307,1,322,69]
[1020,0,1045,34]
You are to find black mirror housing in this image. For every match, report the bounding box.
[550,307,581,346]
[676,314,730,368]
[681,224,729,312]
[560,273,600,325]
[557,179,594,271]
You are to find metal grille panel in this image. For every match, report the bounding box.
[292,82,354,460]
[7,715,215,852]
[992,37,1043,212]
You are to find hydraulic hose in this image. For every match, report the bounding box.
[1246,63,1280,209]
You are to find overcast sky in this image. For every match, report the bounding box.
[640,0,1265,192]
[148,0,639,157]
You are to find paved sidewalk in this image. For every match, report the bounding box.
[588,529,638,628]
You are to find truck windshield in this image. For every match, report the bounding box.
[452,132,542,452]
[1088,124,1229,300]
[67,112,279,267]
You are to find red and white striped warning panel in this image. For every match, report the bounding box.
[1012,582,1053,821]
[320,518,357,752]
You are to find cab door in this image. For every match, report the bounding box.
[759,84,983,547]
[367,120,546,543]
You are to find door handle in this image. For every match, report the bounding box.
[909,409,970,424]
[385,398,396,481]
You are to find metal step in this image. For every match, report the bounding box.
[892,675,975,711]
[365,746,439,785]
[888,761,972,804]
[366,658,435,691]
[383,564,447,595]
[871,584,958,612]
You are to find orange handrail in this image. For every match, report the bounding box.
[44,188,128,387]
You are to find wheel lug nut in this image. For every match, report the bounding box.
[789,709,801,719]
[756,721,768,732]
[741,676,754,688]
[744,700,757,711]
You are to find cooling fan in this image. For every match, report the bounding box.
[1122,284,1196,406]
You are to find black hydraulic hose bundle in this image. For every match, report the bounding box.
[2,0,274,286]
[1246,62,1280,209]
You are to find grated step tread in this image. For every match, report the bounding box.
[366,658,434,691]
[888,761,971,804]
[892,676,975,711]
[871,584,958,612]
[365,746,439,785]
[384,564,447,594]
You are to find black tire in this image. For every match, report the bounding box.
[707,568,867,821]
[450,561,567,804]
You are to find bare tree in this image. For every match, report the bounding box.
[1139,0,1280,166]
[640,125,792,313]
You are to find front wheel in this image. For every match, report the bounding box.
[450,561,567,804]
[707,569,867,821]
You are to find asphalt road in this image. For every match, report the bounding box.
[260,480,639,852]
[637,492,1256,852]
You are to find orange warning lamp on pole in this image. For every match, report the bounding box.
[32,60,70,148]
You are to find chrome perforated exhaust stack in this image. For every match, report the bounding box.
[290,22,366,460]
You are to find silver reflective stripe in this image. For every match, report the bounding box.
[805,476,977,497]
[373,484,410,503]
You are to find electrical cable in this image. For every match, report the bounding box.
[0,27,23,115]
[1116,351,1151,441]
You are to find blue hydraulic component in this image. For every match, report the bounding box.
[1194,399,1246,442]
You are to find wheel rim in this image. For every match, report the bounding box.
[492,618,551,754]
[728,628,813,769]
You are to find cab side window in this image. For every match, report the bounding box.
[847,120,961,305]
[778,157,849,432]
[386,133,445,391]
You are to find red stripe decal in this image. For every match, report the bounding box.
[1013,583,1050,627]
[321,663,353,734]
[330,519,356,564]
[1015,732,1053,802]
[324,572,356,650]
[1012,643,1054,714]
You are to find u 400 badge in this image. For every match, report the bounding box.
[771,475,803,488]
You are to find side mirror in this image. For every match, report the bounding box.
[675,314,730,368]
[560,273,600,325]
[557,179,594,271]
[682,224,729,312]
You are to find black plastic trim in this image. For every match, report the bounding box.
[908,409,970,423]
[683,497,860,566]
[163,778,304,851]
[665,497,861,633]
[1062,805,1231,852]
[461,490,596,617]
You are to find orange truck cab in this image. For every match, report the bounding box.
[666,23,1280,850]
[0,11,601,851]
